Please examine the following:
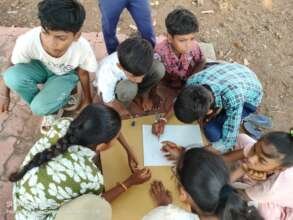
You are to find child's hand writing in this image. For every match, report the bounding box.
[152,119,166,137]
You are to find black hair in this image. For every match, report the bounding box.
[117,37,154,76]
[177,148,263,220]
[38,0,86,33]
[261,129,293,166]
[9,104,121,182]
[174,85,212,123]
[165,8,199,36]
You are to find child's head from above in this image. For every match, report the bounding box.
[174,85,213,123]
[38,0,86,58]
[246,130,293,173]
[165,8,199,54]
[176,148,262,220]
[9,104,121,182]
[117,37,154,84]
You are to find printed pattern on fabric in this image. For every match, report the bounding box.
[13,118,104,220]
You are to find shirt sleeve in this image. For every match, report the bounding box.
[220,104,243,150]
[192,43,205,63]
[79,40,98,73]
[11,35,32,64]
[96,65,117,103]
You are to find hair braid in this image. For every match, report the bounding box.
[9,127,77,182]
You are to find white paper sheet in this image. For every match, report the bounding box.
[143,125,203,166]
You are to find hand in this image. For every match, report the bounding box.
[242,163,267,181]
[0,96,10,113]
[152,119,166,137]
[150,180,172,206]
[161,141,184,161]
[125,168,152,187]
[141,96,153,111]
[127,152,139,173]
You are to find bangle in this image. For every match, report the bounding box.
[117,182,128,192]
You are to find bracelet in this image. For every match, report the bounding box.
[117,182,128,192]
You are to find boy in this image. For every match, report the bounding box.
[99,0,156,54]
[154,8,205,89]
[95,37,165,116]
[174,63,263,152]
[0,0,97,133]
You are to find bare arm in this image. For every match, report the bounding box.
[76,68,92,109]
[222,149,245,163]
[102,168,151,202]
[190,58,206,74]
[117,132,139,172]
[0,54,13,112]
[105,100,131,117]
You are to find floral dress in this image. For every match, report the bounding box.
[13,118,104,220]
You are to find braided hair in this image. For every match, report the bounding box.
[9,104,121,182]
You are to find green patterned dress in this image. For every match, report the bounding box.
[13,118,104,220]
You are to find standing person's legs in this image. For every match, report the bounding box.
[137,60,165,95]
[99,0,127,54]
[30,71,79,116]
[3,60,48,105]
[127,0,156,47]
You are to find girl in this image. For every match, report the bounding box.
[143,148,261,220]
[223,130,293,220]
[10,104,151,220]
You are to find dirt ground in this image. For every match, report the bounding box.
[0,0,292,132]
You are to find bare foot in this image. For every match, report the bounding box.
[141,96,153,111]
[150,180,172,207]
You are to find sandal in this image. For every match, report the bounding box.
[40,108,64,135]
[244,113,273,129]
[243,121,263,140]
[63,93,81,112]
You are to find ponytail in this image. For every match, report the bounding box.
[216,185,263,220]
[9,127,78,182]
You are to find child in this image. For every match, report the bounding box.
[10,104,151,220]
[173,63,263,152]
[0,0,97,133]
[223,129,293,220]
[143,148,261,220]
[99,0,156,54]
[151,8,205,137]
[95,37,165,116]
[154,8,205,89]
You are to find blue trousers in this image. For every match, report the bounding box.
[99,0,156,54]
[203,103,257,142]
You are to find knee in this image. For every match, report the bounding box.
[3,68,23,90]
[115,80,138,103]
[30,98,52,116]
[151,60,165,81]
[203,123,222,142]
